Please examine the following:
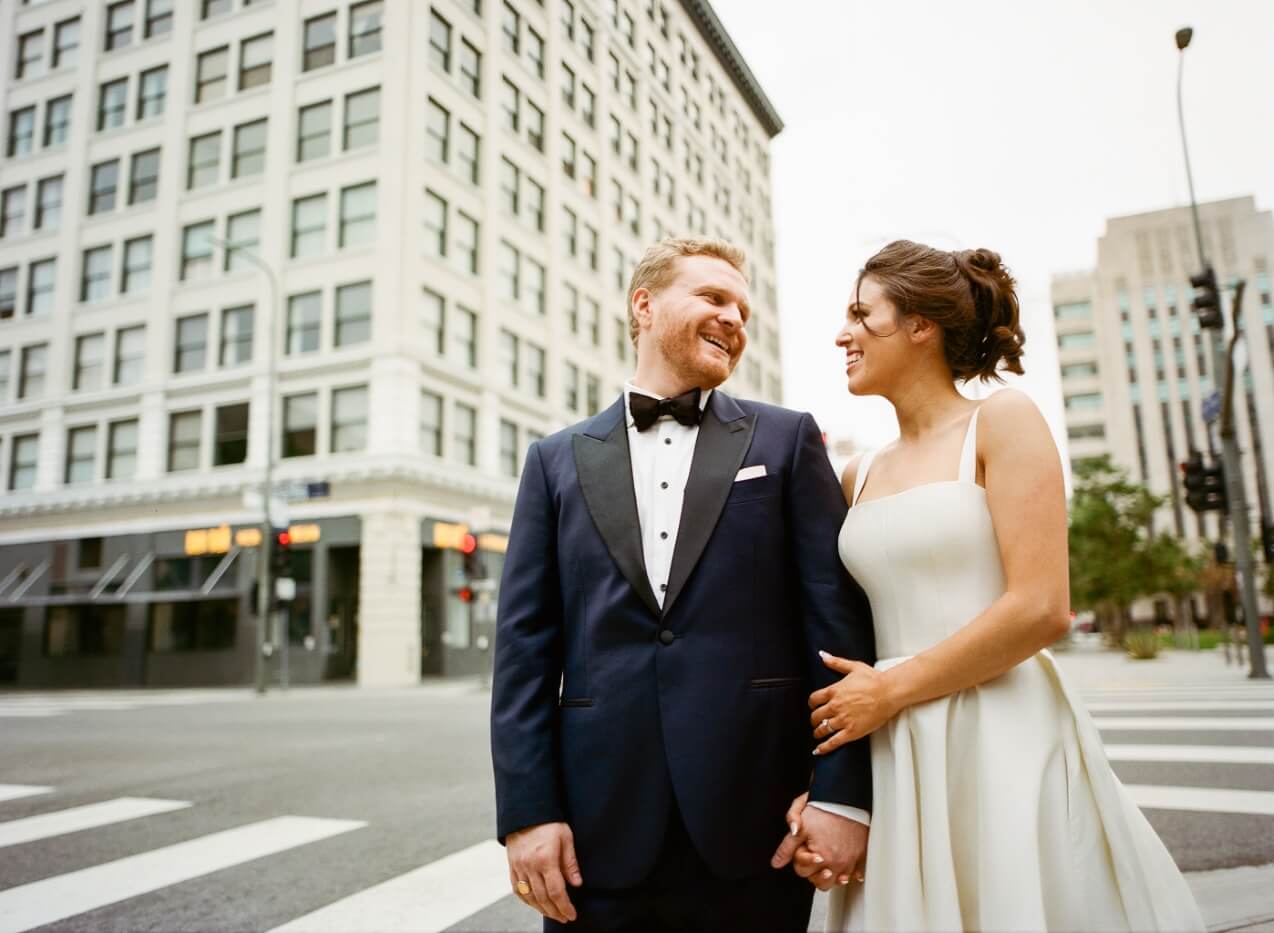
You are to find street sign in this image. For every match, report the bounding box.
[306,481,330,499]
[1203,391,1222,424]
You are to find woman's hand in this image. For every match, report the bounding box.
[809,652,897,754]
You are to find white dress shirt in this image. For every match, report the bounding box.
[623,383,869,828]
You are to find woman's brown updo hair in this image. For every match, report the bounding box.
[856,240,1026,382]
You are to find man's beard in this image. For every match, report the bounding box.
[656,320,734,389]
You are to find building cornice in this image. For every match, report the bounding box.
[679,0,784,138]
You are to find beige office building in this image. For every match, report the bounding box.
[0,0,784,687]
[1051,197,1274,572]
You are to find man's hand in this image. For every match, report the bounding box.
[506,821,583,924]
[772,795,867,891]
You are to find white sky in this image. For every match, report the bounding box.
[711,0,1274,453]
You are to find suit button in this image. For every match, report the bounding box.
[658,629,675,646]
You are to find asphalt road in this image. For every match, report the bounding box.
[1,665,1271,932]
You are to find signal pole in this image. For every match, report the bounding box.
[1175,28,1268,678]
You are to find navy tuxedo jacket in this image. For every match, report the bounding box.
[490,391,875,889]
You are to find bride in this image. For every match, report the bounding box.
[785,240,1203,931]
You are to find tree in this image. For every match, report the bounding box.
[1142,533,1205,647]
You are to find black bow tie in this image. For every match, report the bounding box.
[629,388,703,432]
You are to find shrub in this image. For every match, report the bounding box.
[1124,626,1161,660]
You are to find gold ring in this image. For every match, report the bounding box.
[516,880,531,896]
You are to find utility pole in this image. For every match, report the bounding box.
[1175,28,1269,678]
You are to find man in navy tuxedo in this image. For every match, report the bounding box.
[490,238,875,931]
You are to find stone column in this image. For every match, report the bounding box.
[357,510,421,687]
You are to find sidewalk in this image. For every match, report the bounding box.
[1052,638,1273,689]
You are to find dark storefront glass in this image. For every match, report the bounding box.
[149,599,238,652]
[44,605,126,657]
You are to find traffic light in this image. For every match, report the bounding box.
[271,526,294,580]
[1182,452,1227,513]
[1201,459,1227,513]
[1190,267,1222,329]
[461,533,487,581]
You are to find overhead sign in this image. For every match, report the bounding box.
[184,523,317,555]
[432,522,471,550]
[478,533,509,554]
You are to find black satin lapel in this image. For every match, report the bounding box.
[662,406,757,616]
[573,421,662,618]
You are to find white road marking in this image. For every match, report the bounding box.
[1105,744,1274,765]
[269,839,510,933]
[1086,701,1274,713]
[0,786,51,804]
[1093,716,1274,731]
[0,816,365,933]
[1128,784,1274,817]
[0,710,63,718]
[0,798,191,849]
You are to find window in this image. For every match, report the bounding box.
[456,123,480,183]
[17,31,44,81]
[114,326,145,385]
[422,288,444,354]
[585,297,600,345]
[149,600,237,653]
[420,391,443,456]
[121,236,152,293]
[452,306,477,368]
[105,1,135,51]
[564,361,579,411]
[89,160,120,214]
[498,241,519,302]
[331,385,369,452]
[144,0,173,38]
[344,87,379,149]
[43,95,71,147]
[501,78,520,133]
[564,283,579,333]
[0,187,25,237]
[73,333,105,391]
[213,402,249,466]
[239,33,272,89]
[502,2,521,54]
[499,420,518,476]
[138,66,167,119]
[129,149,159,204]
[526,101,544,151]
[0,350,8,397]
[581,85,595,127]
[526,27,544,79]
[35,176,63,230]
[453,402,477,465]
[9,434,39,490]
[563,207,578,256]
[455,211,479,274]
[1058,332,1097,350]
[81,246,113,302]
[54,18,81,68]
[287,292,321,354]
[8,107,36,157]
[523,258,545,315]
[232,119,267,177]
[583,224,598,270]
[499,329,520,387]
[335,281,371,346]
[349,1,383,57]
[188,131,218,191]
[174,314,209,373]
[458,40,481,98]
[20,344,48,399]
[562,132,576,177]
[180,221,214,280]
[426,99,450,163]
[499,157,520,216]
[303,13,337,71]
[202,0,232,18]
[428,12,452,71]
[194,47,228,103]
[25,258,54,315]
[0,268,15,319]
[586,374,600,415]
[1064,392,1103,411]
[65,426,97,484]
[525,178,544,231]
[527,343,545,398]
[291,194,327,258]
[219,305,253,366]
[96,80,127,133]
[337,182,377,250]
[224,210,260,273]
[297,101,331,162]
[283,393,317,457]
[168,410,201,471]
[424,190,447,257]
[107,419,138,480]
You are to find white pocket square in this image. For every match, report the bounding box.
[734,465,767,482]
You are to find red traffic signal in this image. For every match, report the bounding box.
[457,586,474,603]
[460,533,477,554]
[277,530,291,548]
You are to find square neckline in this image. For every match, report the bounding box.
[852,406,984,508]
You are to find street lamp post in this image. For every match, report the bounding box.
[212,235,282,694]
[1174,28,1269,679]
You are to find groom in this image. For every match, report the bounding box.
[490,238,875,930]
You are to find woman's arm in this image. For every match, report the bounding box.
[810,390,1071,753]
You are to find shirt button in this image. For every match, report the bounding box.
[660,531,668,539]
[664,438,672,445]
[660,481,669,489]
[659,583,667,591]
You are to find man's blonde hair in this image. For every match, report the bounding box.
[627,237,749,347]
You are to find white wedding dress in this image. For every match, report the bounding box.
[826,407,1203,932]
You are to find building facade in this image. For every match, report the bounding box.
[1051,198,1274,607]
[0,0,785,687]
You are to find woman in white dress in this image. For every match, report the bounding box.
[792,241,1203,932]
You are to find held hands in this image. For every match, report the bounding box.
[771,793,868,890]
[505,821,583,924]
[809,651,898,754]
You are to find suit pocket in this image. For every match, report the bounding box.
[559,697,595,708]
[748,676,802,689]
[726,472,781,505]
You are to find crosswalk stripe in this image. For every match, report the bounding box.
[0,798,191,849]
[1128,784,1274,817]
[269,839,509,933]
[0,710,62,719]
[1086,701,1274,713]
[1105,744,1274,765]
[0,815,366,933]
[0,787,51,804]
[1094,716,1274,731]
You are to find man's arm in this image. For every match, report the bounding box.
[490,441,568,841]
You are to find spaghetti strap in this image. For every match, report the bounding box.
[958,407,981,484]
[852,449,878,506]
